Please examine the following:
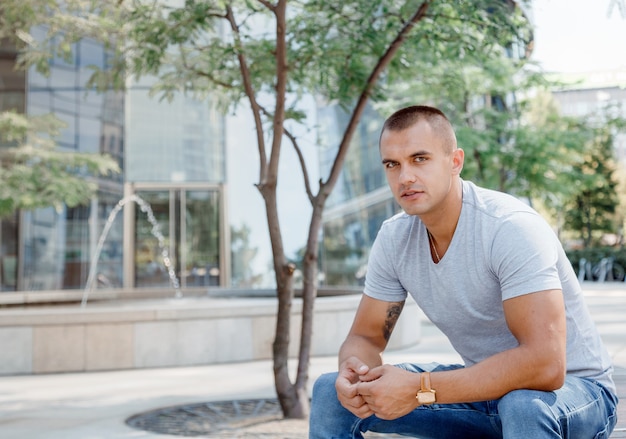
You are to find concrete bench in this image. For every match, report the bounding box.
[612,369,626,438]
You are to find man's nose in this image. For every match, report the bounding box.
[399,166,417,184]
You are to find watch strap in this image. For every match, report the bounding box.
[420,371,432,392]
[416,371,436,404]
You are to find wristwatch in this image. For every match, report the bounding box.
[416,371,436,405]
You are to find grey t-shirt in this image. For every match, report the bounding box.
[364,180,615,394]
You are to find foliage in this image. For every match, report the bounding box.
[0,0,127,88]
[0,1,122,217]
[561,106,625,247]
[0,111,120,217]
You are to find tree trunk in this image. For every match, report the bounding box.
[258,183,302,418]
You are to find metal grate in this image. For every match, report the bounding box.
[126,398,283,437]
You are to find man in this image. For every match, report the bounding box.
[309,105,618,438]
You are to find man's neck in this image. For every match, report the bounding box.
[421,179,463,243]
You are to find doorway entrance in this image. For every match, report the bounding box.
[133,187,224,289]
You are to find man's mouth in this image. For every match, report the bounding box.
[401,189,424,198]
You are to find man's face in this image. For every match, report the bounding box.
[380,121,462,217]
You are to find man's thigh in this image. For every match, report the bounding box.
[312,364,617,439]
[368,366,617,439]
[497,376,618,439]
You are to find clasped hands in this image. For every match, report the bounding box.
[335,357,420,420]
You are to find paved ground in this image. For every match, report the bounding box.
[0,282,624,438]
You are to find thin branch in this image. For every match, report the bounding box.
[323,1,431,196]
[257,0,276,10]
[265,0,288,185]
[283,127,314,203]
[259,105,315,203]
[188,67,234,89]
[225,5,268,183]
[207,13,228,19]
[180,48,234,89]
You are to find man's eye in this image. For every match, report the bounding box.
[414,156,427,163]
[384,162,397,169]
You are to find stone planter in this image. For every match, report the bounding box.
[0,293,420,375]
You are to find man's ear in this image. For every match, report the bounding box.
[452,148,465,175]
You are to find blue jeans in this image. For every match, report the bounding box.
[309,363,618,439]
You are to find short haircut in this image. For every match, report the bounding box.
[381,105,457,153]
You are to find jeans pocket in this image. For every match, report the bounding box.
[593,411,617,439]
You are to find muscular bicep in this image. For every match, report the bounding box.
[503,289,565,346]
[502,289,567,388]
[348,295,405,350]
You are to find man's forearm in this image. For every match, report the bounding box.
[338,334,386,369]
[431,343,566,404]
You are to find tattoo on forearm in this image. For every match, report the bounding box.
[383,302,404,341]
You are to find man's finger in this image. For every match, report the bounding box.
[342,356,370,375]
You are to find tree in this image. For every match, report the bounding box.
[0,2,121,218]
[0,111,120,218]
[562,107,625,247]
[2,0,531,418]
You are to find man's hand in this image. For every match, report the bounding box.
[335,357,375,418]
[356,365,420,420]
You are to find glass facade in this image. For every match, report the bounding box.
[126,77,225,184]
[19,30,125,291]
[133,188,222,289]
[126,75,227,289]
[317,103,395,286]
[1,29,227,295]
[1,33,125,291]
[0,40,24,291]
[317,104,386,209]
[321,196,398,286]
[0,214,18,292]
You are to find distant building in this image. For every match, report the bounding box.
[0,31,229,294]
[549,69,626,163]
[0,33,127,292]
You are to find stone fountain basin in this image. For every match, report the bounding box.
[0,288,420,375]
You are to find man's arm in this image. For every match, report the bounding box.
[334,295,405,418]
[357,289,566,419]
[339,295,405,368]
[433,288,567,401]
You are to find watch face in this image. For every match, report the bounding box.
[418,391,436,404]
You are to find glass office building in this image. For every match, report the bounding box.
[1,32,125,292]
[125,76,227,290]
[0,32,227,294]
[0,39,23,292]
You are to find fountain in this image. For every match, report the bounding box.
[81,194,182,307]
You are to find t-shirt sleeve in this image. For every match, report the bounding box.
[491,212,563,301]
[363,224,408,303]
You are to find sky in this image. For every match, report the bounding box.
[530,0,626,73]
